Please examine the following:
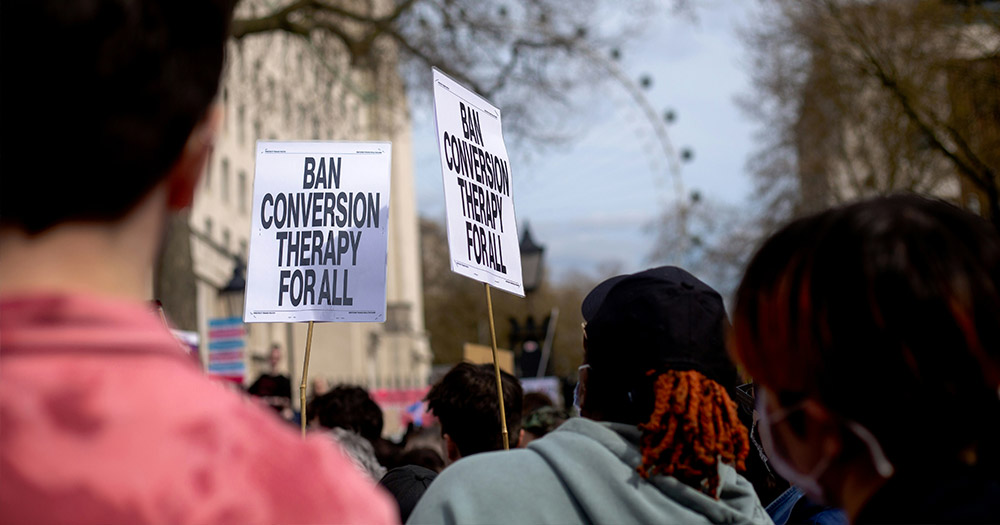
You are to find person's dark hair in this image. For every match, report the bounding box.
[425,363,523,457]
[399,447,445,473]
[1,0,236,233]
[522,406,567,440]
[521,391,555,417]
[378,465,439,522]
[732,194,1000,470]
[311,385,384,443]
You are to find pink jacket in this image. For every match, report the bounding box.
[0,294,398,524]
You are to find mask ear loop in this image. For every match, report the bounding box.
[847,421,895,478]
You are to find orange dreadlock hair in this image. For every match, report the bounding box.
[637,369,749,497]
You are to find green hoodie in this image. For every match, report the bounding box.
[407,417,772,525]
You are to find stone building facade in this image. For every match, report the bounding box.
[156,7,431,403]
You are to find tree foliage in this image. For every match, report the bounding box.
[231,0,680,148]
[420,218,594,380]
[741,0,1000,226]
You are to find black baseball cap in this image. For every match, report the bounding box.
[581,266,738,390]
[378,465,438,522]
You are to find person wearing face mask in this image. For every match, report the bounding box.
[731,195,1000,524]
[407,266,771,525]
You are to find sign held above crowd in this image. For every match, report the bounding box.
[433,67,525,450]
[244,141,392,324]
[432,68,524,297]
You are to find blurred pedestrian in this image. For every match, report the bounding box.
[310,384,401,468]
[247,344,292,417]
[519,406,568,447]
[732,195,1000,523]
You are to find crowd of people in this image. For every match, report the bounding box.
[2,0,999,523]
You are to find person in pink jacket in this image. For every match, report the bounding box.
[0,1,396,523]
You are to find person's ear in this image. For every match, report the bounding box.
[165,104,222,210]
[443,433,461,464]
[516,428,525,448]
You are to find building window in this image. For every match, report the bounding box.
[253,120,262,144]
[284,91,292,126]
[238,171,248,214]
[221,158,230,204]
[222,89,229,134]
[385,302,412,333]
[237,105,246,145]
[204,153,213,190]
[222,228,231,250]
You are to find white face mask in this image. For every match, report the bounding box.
[756,388,894,504]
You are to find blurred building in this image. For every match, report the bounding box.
[155,1,431,401]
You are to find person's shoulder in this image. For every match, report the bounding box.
[407,447,573,525]
[0,349,397,523]
[168,378,398,523]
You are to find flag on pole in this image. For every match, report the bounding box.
[208,317,246,384]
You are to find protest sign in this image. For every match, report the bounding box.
[207,317,245,383]
[432,68,524,296]
[244,141,391,323]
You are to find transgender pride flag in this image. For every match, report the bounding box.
[207,317,246,384]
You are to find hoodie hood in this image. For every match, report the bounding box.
[527,418,769,524]
[407,417,771,525]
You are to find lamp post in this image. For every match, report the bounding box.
[520,223,544,296]
[219,256,246,318]
[512,223,546,377]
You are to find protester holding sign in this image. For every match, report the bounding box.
[0,2,395,522]
[407,267,770,525]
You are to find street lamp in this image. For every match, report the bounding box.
[520,223,545,294]
[512,223,547,377]
[219,256,246,318]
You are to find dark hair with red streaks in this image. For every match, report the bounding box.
[731,194,1000,469]
[636,369,749,497]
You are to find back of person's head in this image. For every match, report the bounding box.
[1,0,235,233]
[398,447,445,473]
[521,391,555,417]
[378,465,439,522]
[732,195,1000,474]
[425,363,523,458]
[311,385,384,443]
[325,428,386,482]
[521,406,568,446]
[581,266,749,496]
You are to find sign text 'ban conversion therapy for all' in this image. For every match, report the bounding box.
[244,141,392,323]
[432,68,524,296]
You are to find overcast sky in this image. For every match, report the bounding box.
[410,2,761,287]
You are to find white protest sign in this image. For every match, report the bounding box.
[244,141,391,323]
[432,68,524,296]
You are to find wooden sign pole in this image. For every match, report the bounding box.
[300,320,315,438]
[484,283,510,450]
